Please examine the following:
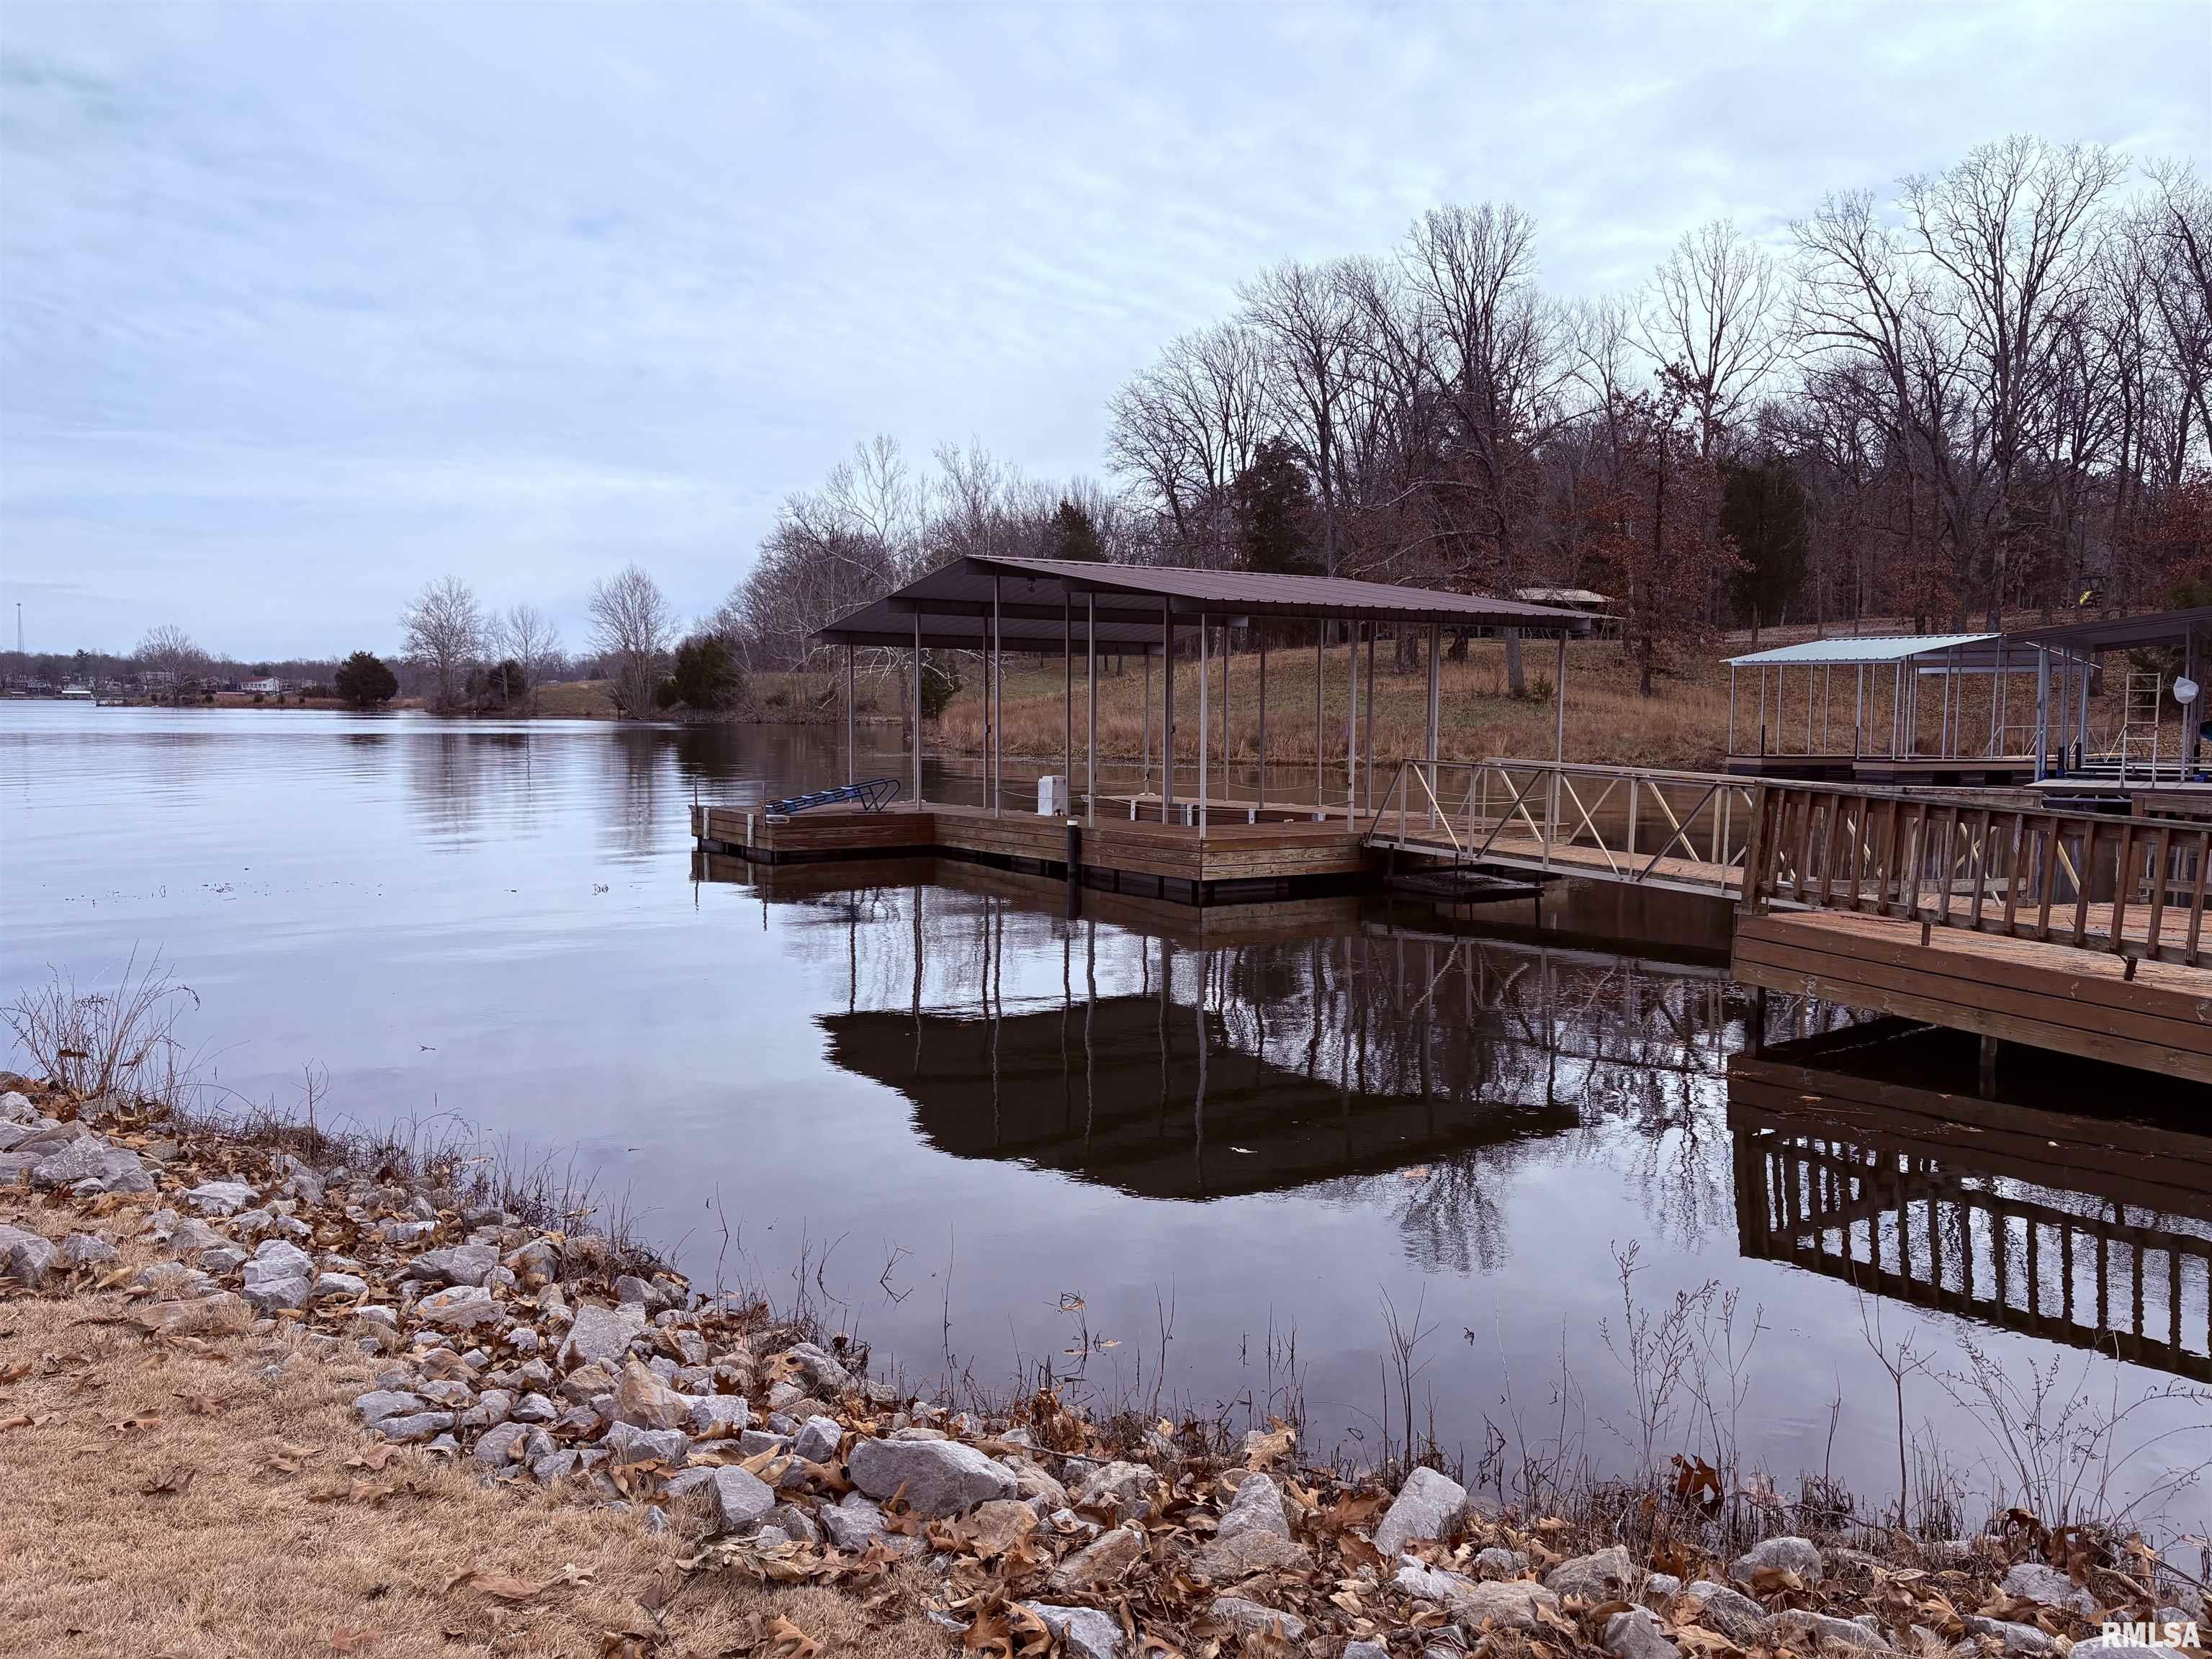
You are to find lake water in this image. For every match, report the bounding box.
[3,703,2206,1530]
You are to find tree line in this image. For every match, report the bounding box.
[726,136,2211,698]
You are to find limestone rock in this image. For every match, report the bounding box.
[820,1492,888,1552]
[186,1180,257,1215]
[846,1435,1017,1516]
[1198,1527,1308,1580]
[474,1421,529,1468]
[778,1341,853,1395]
[1396,1560,1560,1631]
[1375,1465,1466,1558]
[1216,1470,1290,1542]
[418,1285,501,1331]
[30,1137,142,1191]
[2000,1563,2099,1620]
[1964,1617,2062,1655]
[1606,1606,1680,1659]
[698,1465,775,1532]
[791,1414,842,1465]
[55,1232,118,1269]
[313,1271,368,1302]
[0,1223,55,1287]
[559,1301,647,1370]
[1733,1536,1825,1586]
[1476,1546,1530,1578]
[1072,1459,1155,1523]
[1018,1603,1123,1659]
[1683,1581,1774,1645]
[1209,1596,1304,1641]
[242,1240,315,1311]
[613,1359,692,1430]
[1771,1610,1894,1653]
[1050,1524,1146,1593]
[603,1421,688,1467]
[689,1395,750,1437]
[504,1238,560,1287]
[353,1389,426,1426]
[1012,1460,1069,1511]
[1550,1544,1640,1602]
[375,1411,457,1443]
[407,1244,498,1287]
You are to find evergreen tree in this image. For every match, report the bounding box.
[1046,498,1106,562]
[1720,457,1809,637]
[1232,438,1317,575]
[333,651,398,709]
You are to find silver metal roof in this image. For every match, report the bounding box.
[1725,632,2083,671]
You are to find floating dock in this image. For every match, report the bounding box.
[692,800,1372,905]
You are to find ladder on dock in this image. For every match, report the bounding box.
[763,777,902,818]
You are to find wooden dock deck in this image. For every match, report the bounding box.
[1732,908,2212,1084]
[693,800,1372,904]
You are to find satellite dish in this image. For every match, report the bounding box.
[2177,677,2201,705]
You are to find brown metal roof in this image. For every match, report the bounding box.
[816,597,1168,654]
[816,554,1601,648]
[2008,606,2212,654]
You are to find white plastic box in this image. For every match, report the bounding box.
[1036,775,1070,815]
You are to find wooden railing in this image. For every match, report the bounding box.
[1364,760,1758,899]
[1744,781,2210,967]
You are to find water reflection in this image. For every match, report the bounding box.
[701,852,1857,1272]
[1731,1020,2212,1382]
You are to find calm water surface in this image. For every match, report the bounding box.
[3,704,2206,1527]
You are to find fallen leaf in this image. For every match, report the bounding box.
[475,1574,549,1604]
[763,1614,822,1658]
[328,1627,380,1653]
[142,1465,197,1496]
[348,1444,397,1472]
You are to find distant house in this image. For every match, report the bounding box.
[60,684,94,700]
[240,676,283,695]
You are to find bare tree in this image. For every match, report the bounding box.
[133,624,207,701]
[1239,258,1368,575]
[1401,202,1568,692]
[1637,218,1788,458]
[494,603,562,715]
[1107,323,1274,565]
[588,564,675,716]
[400,575,484,714]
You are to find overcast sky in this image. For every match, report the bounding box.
[2,2,2206,661]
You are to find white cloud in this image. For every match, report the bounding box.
[1,1,2204,657]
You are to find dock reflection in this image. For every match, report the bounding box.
[1730,1021,2212,1381]
[698,853,1825,1232]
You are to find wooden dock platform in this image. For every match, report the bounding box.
[692,801,1372,904]
[1732,908,2212,1083]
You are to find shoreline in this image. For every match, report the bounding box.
[3,1076,2205,1658]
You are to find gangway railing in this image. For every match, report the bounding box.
[1362,760,1758,899]
[763,777,904,818]
[1743,780,2210,966]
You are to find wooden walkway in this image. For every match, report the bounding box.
[1732,909,2212,1084]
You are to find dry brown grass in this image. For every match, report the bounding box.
[529,681,619,720]
[937,637,1737,775]
[0,1192,953,1659]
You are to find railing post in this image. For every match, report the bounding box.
[1740,783,1771,912]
